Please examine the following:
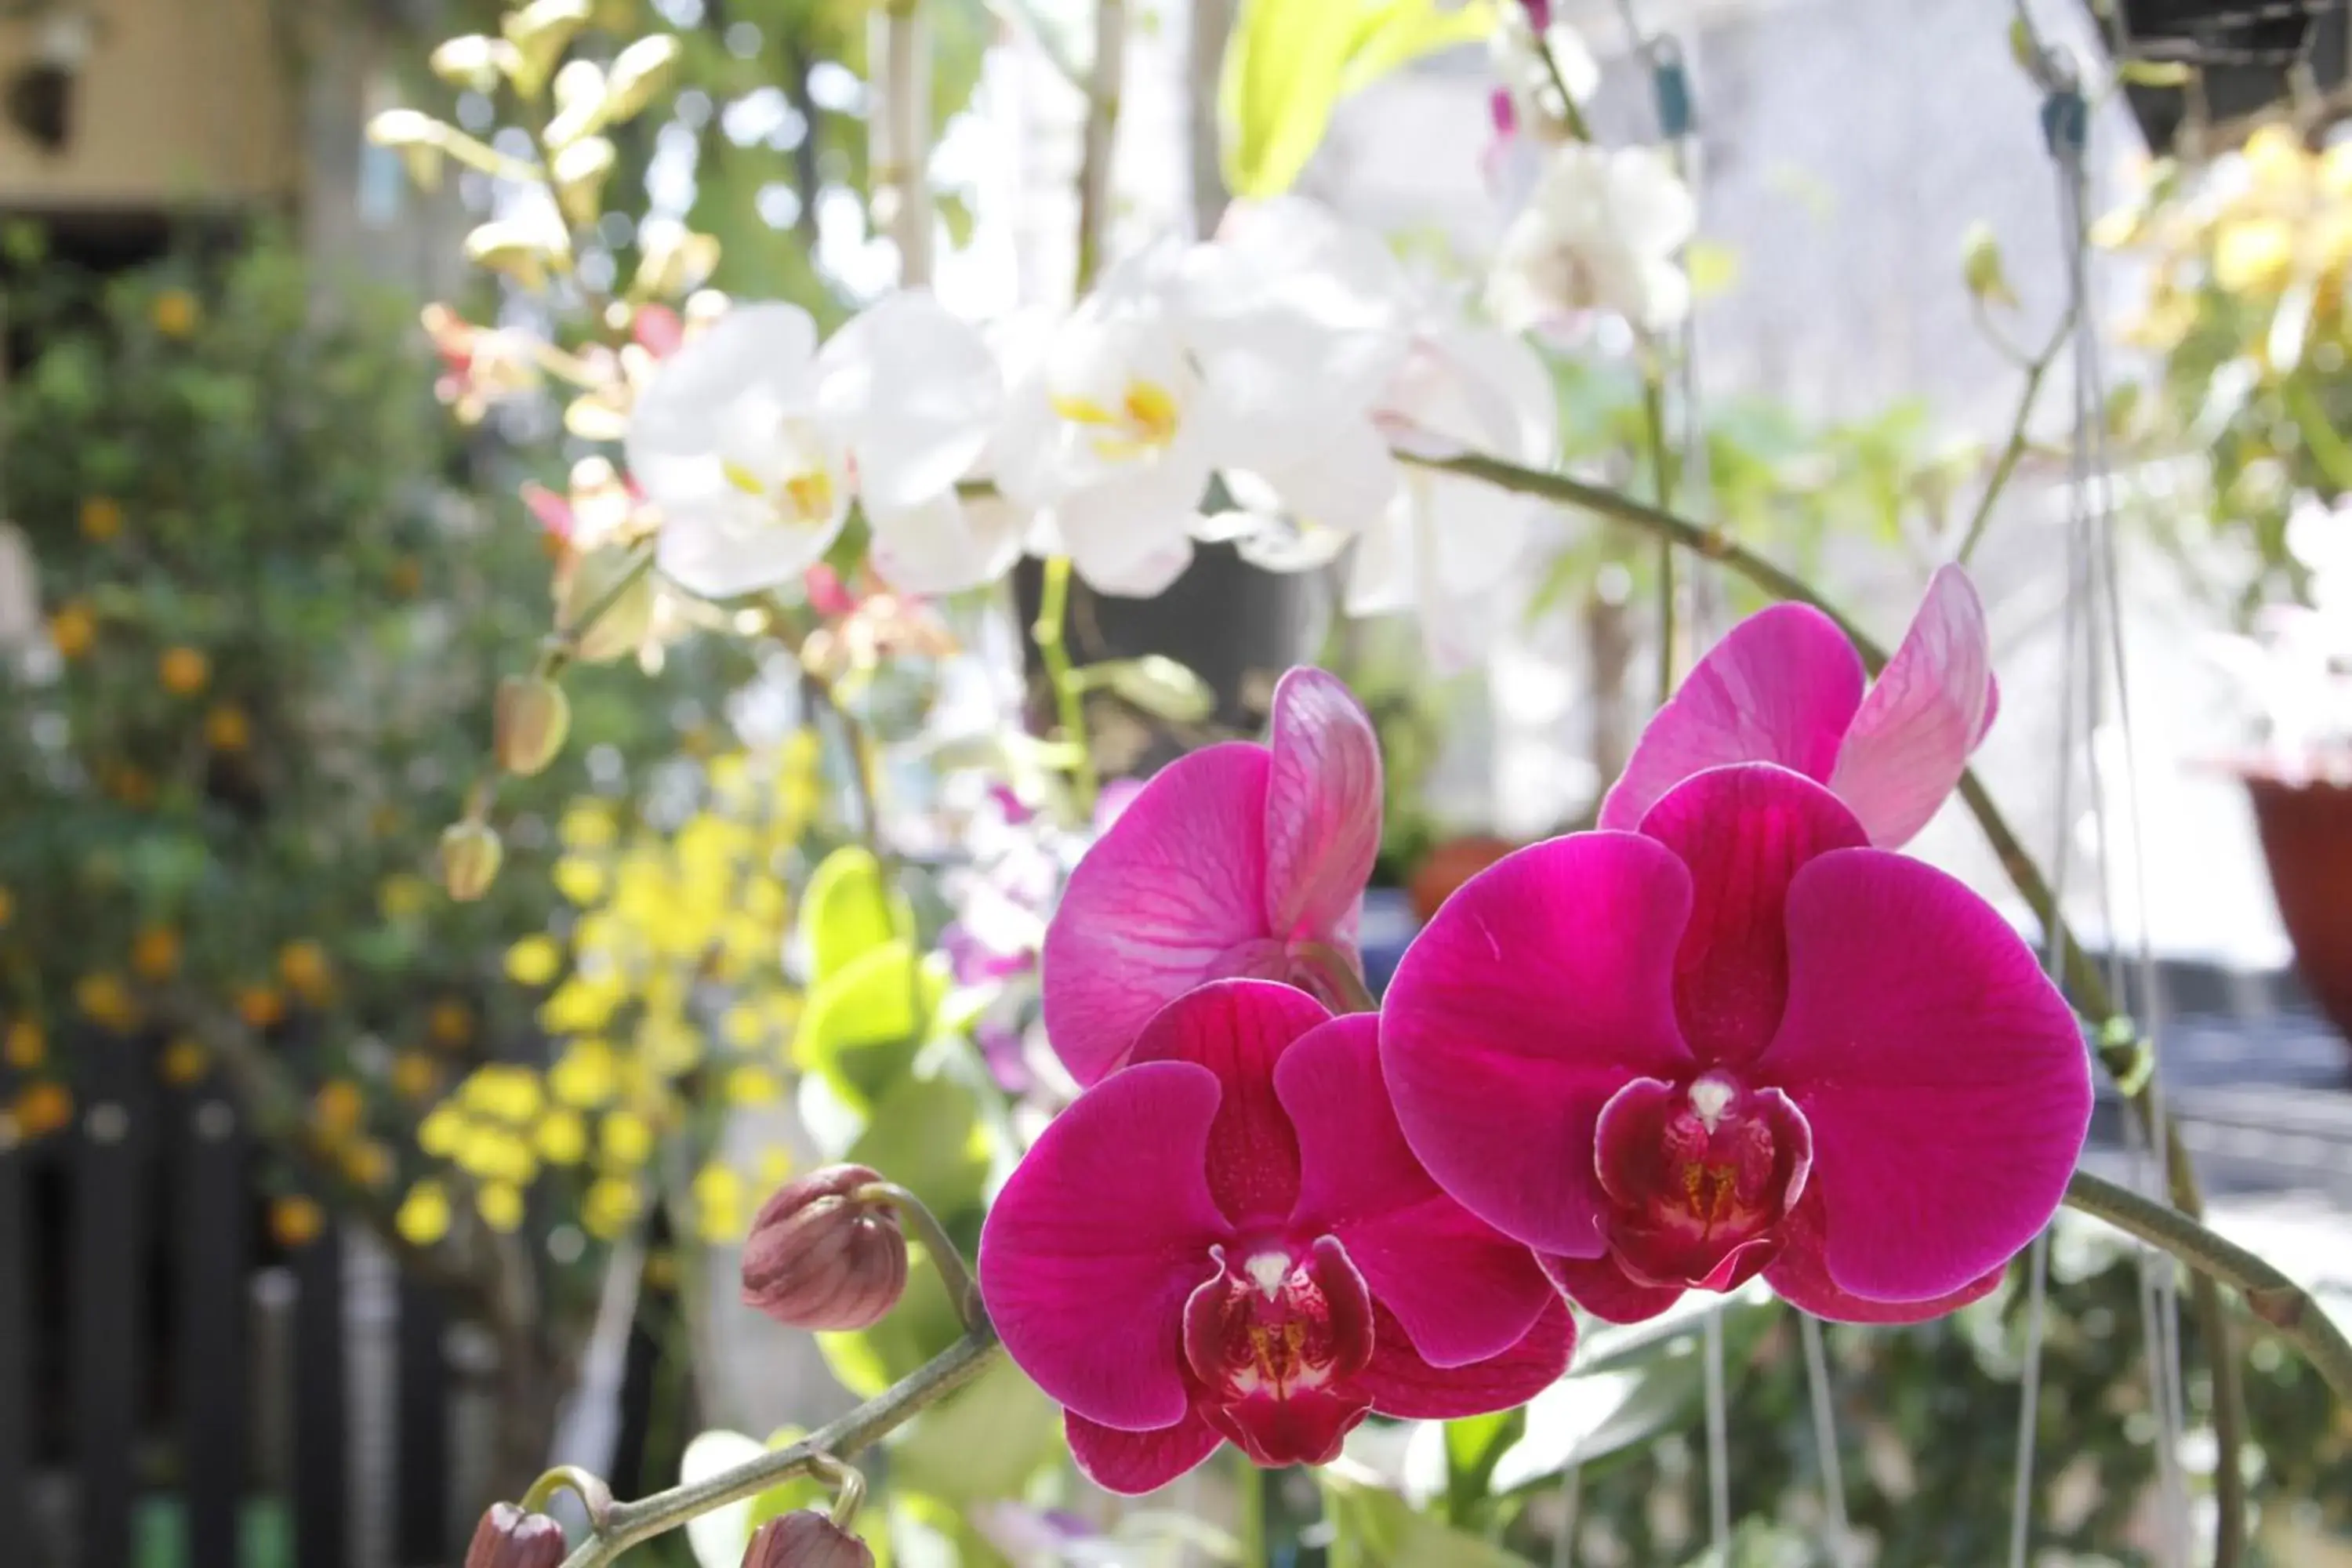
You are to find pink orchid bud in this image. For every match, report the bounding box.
[464,1502,565,1568]
[742,1164,907,1330]
[743,1511,874,1568]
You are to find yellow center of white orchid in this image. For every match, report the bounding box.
[1051,377,1183,462]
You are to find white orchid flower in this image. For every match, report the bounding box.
[815,289,1019,595]
[1487,142,1696,336]
[1184,197,1414,571]
[1351,307,1561,670]
[626,302,851,600]
[993,249,1221,597]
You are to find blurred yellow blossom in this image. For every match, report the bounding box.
[314,1079,366,1138]
[279,942,333,1002]
[419,1102,465,1158]
[271,1196,325,1248]
[79,496,123,542]
[380,874,432,921]
[392,1051,439,1102]
[49,602,95,659]
[600,1108,654,1165]
[428,999,474,1047]
[205,705,252,753]
[238,985,286,1029]
[5,1021,45,1069]
[131,926,181,981]
[692,1162,744,1242]
[14,1080,71,1138]
[537,1108,589,1164]
[76,973,139,1031]
[554,856,608,905]
[542,974,622,1033]
[152,289,200,338]
[561,800,619,849]
[159,646,210,696]
[477,1180,526,1233]
[724,1065,780,1105]
[462,1064,544,1124]
[584,1175,643,1239]
[342,1140,393,1189]
[161,1037,208,1084]
[398,1181,452,1245]
[506,934,564,986]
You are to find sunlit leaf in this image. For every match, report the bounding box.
[793,941,948,1105]
[1319,1468,1535,1566]
[846,1071,989,1222]
[893,1352,1065,1501]
[800,845,912,981]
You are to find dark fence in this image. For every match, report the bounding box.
[0,1033,462,1568]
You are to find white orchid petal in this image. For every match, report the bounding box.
[818,289,1002,513]
[655,504,844,600]
[869,490,1025,595]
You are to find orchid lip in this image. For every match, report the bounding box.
[1592,1073,1814,1292]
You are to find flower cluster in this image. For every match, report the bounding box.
[980,567,2092,1492]
[611,200,1563,663]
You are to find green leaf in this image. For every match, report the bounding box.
[1087,655,1218,724]
[793,941,948,1106]
[892,1352,1065,1502]
[1221,0,1491,198]
[800,845,910,981]
[1320,1470,1536,1566]
[1443,1407,1526,1524]
[846,1071,990,1223]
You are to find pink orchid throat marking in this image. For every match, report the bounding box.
[1595,1073,1812,1291]
[1185,1235,1374,1465]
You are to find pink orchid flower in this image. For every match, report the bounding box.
[980,980,1571,1493]
[1040,666,1381,1086]
[1381,763,2090,1324]
[1600,565,1998,848]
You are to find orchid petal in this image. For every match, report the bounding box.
[1277,1016,1553,1367]
[1042,744,1272,1085]
[1264,667,1383,942]
[1759,849,2091,1302]
[1826,565,1996,847]
[1065,1411,1224,1496]
[817,289,1002,513]
[1539,1254,1685,1325]
[866,490,1024,596]
[1359,1299,1575,1420]
[978,1062,1230,1431]
[1131,981,1330,1227]
[1054,452,1210,597]
[1599,604,1866,833]
[1766,1192,2007,1323]
[656,510,844,600]
[1637,765,1867,1065]
[1381,833,1695,1258]
[1249,416,1403,541]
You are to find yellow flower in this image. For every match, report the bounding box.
[453,1125,535,1185]
[238,985,287,1029]
[152,289,199,339]
[541,974,621,1033]
[342,1140,393,1188]
[76,972,139,1032]
[313,1078,365,1138]
[379,874,430,921]
[720,1003,768,1051]
[418,1102,466,1158]
[2214,218,2296,295]
[756,1145,793,1190]
[550,1040,619,1107]
[476,1180,525,1233]
[561,801,618,850]
[535,1108,588,1164]
[78,495,123,542]
[270,1196,325,1249]
[279,940,332,1002]
[554,855,608,906]
[131,925,182,982]
[203,704,251,752]
[462,1064,544,1124]
[158,646,211,696]
[583,1175,643,1239]
[397,1181,452,1245]
[49,602,96,659]
[390,1051,439,1102]
[4,1020,45,1069]
[505,934,564,986]
[428,999,474,1047]
[724,1065,780,1106]
[161,1036,209,1084]
[599,1108,654,1166]
[692,1162,743,1243]
[13,1080,71,1138]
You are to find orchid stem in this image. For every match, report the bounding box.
[2064,1170,2352,1410]
[552,1330,1000,1567]
[1639,371,1678,704]
[1033,554,1102,815]
[854,1180,985,1334]
[1958,307,2075,565]
[1074,0,1127,292]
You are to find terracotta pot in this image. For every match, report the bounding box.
[2244,771,2352,1046]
